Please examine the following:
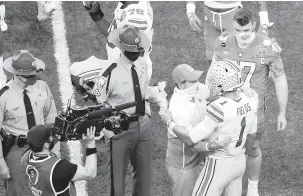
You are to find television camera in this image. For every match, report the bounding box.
[51,99,137,142]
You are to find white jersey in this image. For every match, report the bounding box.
[204,1,242,9]
[106,1,154,62]
[189,92,258,158]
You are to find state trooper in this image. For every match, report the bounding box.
[0,50,59,196]
[92,25,152,196]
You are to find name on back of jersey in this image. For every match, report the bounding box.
[237,103,251,116]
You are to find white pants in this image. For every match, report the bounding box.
[192,155,246,196]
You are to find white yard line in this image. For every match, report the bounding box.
[50,2,88,196]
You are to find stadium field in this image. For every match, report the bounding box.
[1,1,303,196]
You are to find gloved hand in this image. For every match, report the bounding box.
[149,81,168,115]
[83,1,104,22]
[188,13,202,33]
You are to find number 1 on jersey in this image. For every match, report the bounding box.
[235,116,246,148]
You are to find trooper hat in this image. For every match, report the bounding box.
[107,25,151,52]
[172,64,203,84]
[3,50,45,76]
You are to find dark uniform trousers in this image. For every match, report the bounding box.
[106,115,152,196]
[5,144,31,196]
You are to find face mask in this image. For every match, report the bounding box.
[124,51,141,62]
[234,31,256,46]
[176,82,199,100]
[19,75,37,85]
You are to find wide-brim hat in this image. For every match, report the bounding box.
[107,25,151,52]
[172,64,204,84]
[3,50,45,76]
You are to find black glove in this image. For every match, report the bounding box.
[84,1,104,22]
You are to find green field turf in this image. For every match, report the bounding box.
[1,1,303,196]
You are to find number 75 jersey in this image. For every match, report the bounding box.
[212,32,283,97]
[206,92,259,158]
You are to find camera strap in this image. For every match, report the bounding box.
[101,63,117,94]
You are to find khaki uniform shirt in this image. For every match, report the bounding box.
[0,79,57,136]
[92,57,150,116]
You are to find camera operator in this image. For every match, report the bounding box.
[86,25,153,196]
[0,50,59,196]
[21,124,97,196]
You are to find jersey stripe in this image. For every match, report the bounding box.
[136,26,148,31]
[206,103,224,122]
[195,157,217,196]
[128,19,148,24]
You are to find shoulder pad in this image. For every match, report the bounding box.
[206,100,225,123]
[262,37,282,54]
[70,56,111,77]
[0,86,8,97]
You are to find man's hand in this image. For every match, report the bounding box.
[0,158,10,180]
[188,13,202,33]
[81,126,96,148]
[240,86,258,98]
[160,109,172,125]
[276,112,287,131]
[83,1,104,22]
[209,137,232,151]
[190,141,208,152]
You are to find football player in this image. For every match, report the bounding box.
[186,1,274,66]
[161,60,258,196]
[84,1,154,82]
[207,8,288,196]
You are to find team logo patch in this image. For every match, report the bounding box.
[223,51,229,56]
[257,44,268,57]
[93,89,101,96]
[26,165,39,185]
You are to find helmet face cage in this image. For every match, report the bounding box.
[207,60,243,96]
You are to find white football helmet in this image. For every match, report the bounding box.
[207,60,243,96]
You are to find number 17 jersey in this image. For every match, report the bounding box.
[212,32,283,97]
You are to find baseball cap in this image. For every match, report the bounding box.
[172,64,203,84]
[27,124,53,149]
